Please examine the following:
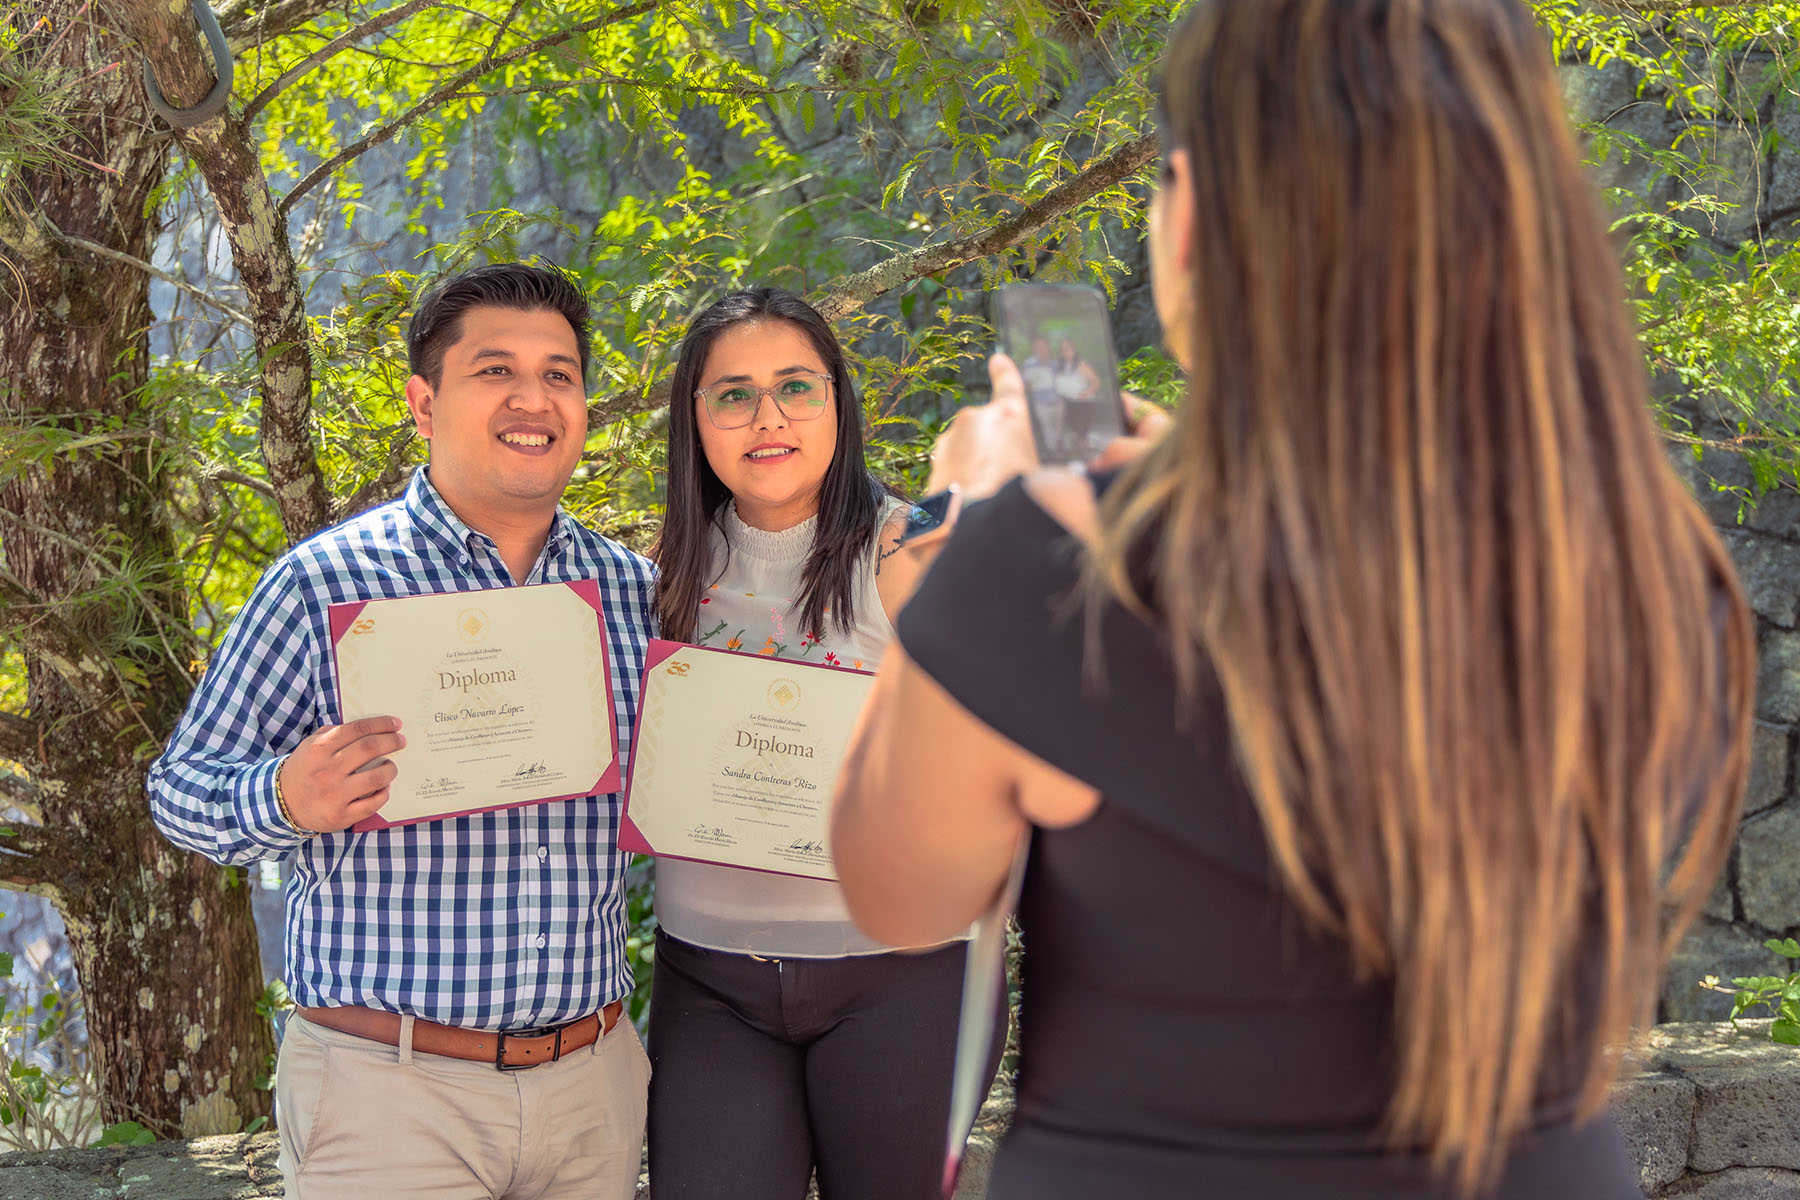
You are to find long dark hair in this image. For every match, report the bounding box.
[1087,0,1751,1190]
[652,287,888,643]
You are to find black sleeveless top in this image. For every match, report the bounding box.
[895,478,1639,1199]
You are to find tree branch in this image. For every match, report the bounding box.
[333,430,418,520]
[220,0,353,51]
[204,466,277,500]
[0,819,58,894]
[242,0,444,124]
[0,818,52,853]
[0,712,40,766]
[578,132,1160,428]
[1596,0,1772,10]
[436,76,891,104]
[0,770,39,813]
[114,0,335,544]
[44,221,252,326]
[814,130,1159,322]
[278,0,660,214]
[589,380,672,427]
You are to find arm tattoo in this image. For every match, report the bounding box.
[875,537,904,576]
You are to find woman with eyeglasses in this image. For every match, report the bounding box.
[644,286,998,1199]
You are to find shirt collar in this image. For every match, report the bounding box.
[404,467,575,567]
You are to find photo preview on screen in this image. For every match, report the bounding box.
[994,283,1125,465]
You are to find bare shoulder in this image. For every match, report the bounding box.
[878,501,912,547]
[873,503,912,573]
[873,502,926,622]
[1021,468,1100,540]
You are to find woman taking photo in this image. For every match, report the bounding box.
[833,1,1754,1198]
[646,287,995,1199]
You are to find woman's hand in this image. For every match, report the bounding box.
[926,354,1040,500]
[927,357,1176,487]
[1087,392,1174,472]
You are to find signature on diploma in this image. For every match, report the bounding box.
[691,824,734,843]
[422,776,456,791]
[785,838,828,859]
[513,760,549,779]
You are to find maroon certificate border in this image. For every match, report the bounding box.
[328,579,621,832]
[619,638,873,880]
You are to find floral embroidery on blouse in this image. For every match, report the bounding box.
[688,503,904,666]
[693,592,833,662]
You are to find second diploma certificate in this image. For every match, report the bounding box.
[329,580,621,830]
[620,640,874,881]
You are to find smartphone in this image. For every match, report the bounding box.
[992,283,1126,465]
[898,485,963,545]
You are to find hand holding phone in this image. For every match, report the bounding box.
[925,354,1039,502]
[992,284,1126,466]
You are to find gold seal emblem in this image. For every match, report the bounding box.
[458,608,489,643]
[767,678,801,712]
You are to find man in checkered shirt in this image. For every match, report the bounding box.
[149,263,655,1199]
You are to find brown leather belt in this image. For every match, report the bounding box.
[297,999,624,1071]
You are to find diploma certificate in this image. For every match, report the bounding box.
[620,640,873,881]
[329,581,620,831]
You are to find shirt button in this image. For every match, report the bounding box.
[535,934,547,949]
[537,846,548,862]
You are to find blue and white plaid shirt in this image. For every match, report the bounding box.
[148,468,656,1031]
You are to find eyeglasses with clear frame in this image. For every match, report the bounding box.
[695,371,834,429]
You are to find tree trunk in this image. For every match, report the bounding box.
[0,2,273,1136]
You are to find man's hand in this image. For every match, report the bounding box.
[278,717,405,833]
[926,354,1040,501]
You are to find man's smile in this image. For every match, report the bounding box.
[498,427,557,454]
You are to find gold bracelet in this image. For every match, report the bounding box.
[273,759,313,836]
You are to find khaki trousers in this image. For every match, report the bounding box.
[275,1010,649,1200]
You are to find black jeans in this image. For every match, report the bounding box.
[646,928,1005,1200]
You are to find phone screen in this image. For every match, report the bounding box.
[993,284,1126,465]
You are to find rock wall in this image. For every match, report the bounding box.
[1555,56,1800,1020]
[1620,1023,1800,1198]
[1661,440,1800,1022]
[5,1021,1800,1199]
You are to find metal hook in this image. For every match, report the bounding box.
[141,0,233,129]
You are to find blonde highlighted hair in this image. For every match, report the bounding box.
[1090,0,1753,1189]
